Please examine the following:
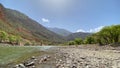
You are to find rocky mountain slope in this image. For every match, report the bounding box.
[0,3,65,44]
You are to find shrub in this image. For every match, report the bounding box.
[68,41,75,45]
[74,38,83,45]
[0,30,8,42]
[84,36,95,44]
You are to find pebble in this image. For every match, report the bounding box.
[17,64,26,68]
[25,61,35,67]
[31,56,35,59]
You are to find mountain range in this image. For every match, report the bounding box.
[66,32,92,41]
[48,27,91,41]
[0,3,65,44]
[48,27,72,36]
[0,3,91,44]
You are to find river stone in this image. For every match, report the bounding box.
[31,56,35,59]
[25,61,35,67]
[19,64,26,68]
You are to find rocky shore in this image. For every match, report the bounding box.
[13,45,120,68]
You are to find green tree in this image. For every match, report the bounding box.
[8,35,17,44]
[74,38,83,45]
[84,36,95,44]
[68,41,75,45]
[0,31,8,42]
[16,36,22,45]
[93,25,120,45]
[111,25,120,43]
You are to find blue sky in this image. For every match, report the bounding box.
[0,0,120,32]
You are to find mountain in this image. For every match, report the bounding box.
[48,27,72,36]
[66,32,91,41]
[0,3,65,44]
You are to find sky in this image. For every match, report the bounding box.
[0,0,120,32]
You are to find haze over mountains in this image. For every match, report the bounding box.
[48,27,72,36]
[0,3,91,44]
[48,27,91,40]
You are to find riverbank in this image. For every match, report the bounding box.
[56,45,120,68]
[10,45,120,68]
[0,46,53,67]
[1,45,120,68]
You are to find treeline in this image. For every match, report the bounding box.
[0,30,46,46]
[0,30,22,45]
[68,25,120,46]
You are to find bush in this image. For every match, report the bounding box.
[74,38,83,45]
[93,25,120,45]
[68,41,75,45]
[8,35,17,44]
[0,30,8,42]
[84,36,95,44]
[24,42,30,46]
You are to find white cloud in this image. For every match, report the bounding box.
[76,29,86,33]
[89,26,104,33]
[76,26,104,33]
[42,18,50,23]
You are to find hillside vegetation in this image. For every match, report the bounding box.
[0,3,65,45]
[68,25,120,46]
[66,32,91,41]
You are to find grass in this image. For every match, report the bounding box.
[0,46,49,65]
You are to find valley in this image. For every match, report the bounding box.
[0,1,120,68]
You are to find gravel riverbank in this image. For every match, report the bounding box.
[13,45,120,68]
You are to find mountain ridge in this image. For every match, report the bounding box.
[0,3,65,44]
[48,27,72,36]
[66,32,92,41]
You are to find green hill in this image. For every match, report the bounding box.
[0,3,65,44]
[66,32,91,41]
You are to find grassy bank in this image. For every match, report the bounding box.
[0,46,48,65]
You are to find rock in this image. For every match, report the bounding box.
[32,65,35,68]
[56,64,61,68]
[25,61,35,67]
[31,56,35,59]
[71,65,77,68]
[47,55,50,58]
[39,56,49,63]
[59,59,62,62]
[43,56,47,61]
[81,57,86,60]
[19,64,26,68]
[34,58,37,61]
[14,65,19,68]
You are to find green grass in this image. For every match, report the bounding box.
[0,46,48,65]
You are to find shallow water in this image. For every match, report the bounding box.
[0,46,56,68]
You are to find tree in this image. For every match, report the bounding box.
[0,30,8,42]
[74,38,83,45]
[16,35,22,45]
[111,25,120,43]
[93,25,120,45]
[68,41,75,45]
[84,36,95,44]
[8,35,17,44]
